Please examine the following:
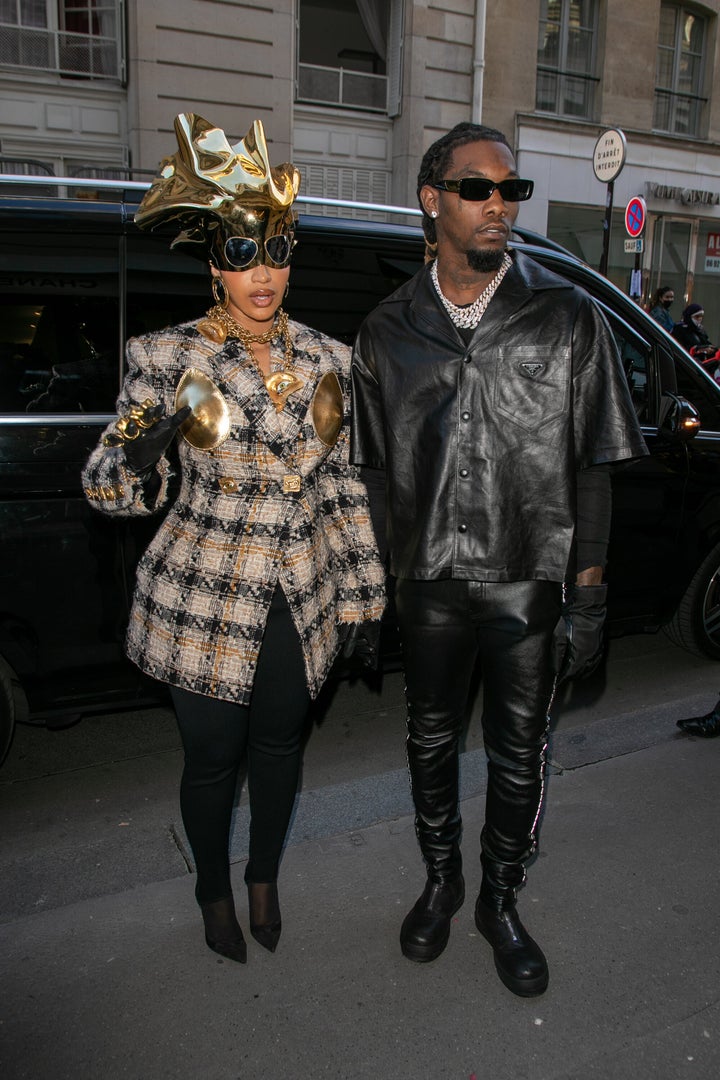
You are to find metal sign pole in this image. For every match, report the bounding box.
[593,128,626,280]
[600,179,614,278]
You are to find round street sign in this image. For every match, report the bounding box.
[625,196,646,238]
[593,128,626,183]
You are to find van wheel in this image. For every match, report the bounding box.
[665,540,720,660]
[0,656,22,767]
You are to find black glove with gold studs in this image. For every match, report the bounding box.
[104,400,191,479]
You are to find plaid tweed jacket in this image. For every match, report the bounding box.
[82,317,386,705]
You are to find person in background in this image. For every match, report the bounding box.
[648,285,675,332]
[351,121,647,998]
[82,114,384,965]
[672,303,712,355]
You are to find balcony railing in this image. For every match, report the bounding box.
[297,63,387,113]
[0,172,424,220]
[0,22,122,80]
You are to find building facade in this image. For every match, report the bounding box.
[2,1,720,338]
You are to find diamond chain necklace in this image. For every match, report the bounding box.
[431,252,512,328]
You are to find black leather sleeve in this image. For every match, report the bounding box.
[575,464,612,572]
[360,465,388,564]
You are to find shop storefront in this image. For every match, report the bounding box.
[643,183,720,347]
[545,200,720,349]
[517,123,720,349]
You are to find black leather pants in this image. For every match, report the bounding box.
[395,578,561,902]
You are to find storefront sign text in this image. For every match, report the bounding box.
[705,233,720,272]
[646,182,720,206]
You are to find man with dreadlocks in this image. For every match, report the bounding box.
[351,123,646,996]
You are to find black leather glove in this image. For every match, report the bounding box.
[340,621,381,671]
[120,404,191,477]
[557,583,608,683]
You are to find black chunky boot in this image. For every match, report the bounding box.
[677,697,720,738]
[475,855,548,996]
[400,875,465,962]
[474,897,548,997]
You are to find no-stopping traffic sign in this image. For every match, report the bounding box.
[625,196,647,238]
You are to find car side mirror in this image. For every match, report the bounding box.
[658,392,702,442]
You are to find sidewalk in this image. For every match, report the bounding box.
[2,719,719,1080]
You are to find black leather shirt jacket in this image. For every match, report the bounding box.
[351,251,648,583]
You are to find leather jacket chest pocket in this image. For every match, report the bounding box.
[493,345,570,432]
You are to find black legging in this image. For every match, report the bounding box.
[170,586,311,905]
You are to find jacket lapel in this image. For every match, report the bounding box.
[203,329,312,463]
[410,251,574,352]
[410,266,467,349]
[407,259,540,352]
[465,259,535,349]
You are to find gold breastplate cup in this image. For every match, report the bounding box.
[175,368,231,450]
[312,371,344,447]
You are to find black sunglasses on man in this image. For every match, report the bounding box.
[433,177,534,202]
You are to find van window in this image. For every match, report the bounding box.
[0,230,121,414]
[607,316,652,423]
[287,229,423,341]
[125,230,207,340]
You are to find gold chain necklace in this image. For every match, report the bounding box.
[197,305,303,411]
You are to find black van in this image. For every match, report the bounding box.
[1,177,720,762]
[0,180,425,760]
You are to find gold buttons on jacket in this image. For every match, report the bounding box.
[84,484,125,502]
[217,474,301,493]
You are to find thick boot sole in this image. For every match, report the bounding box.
[401,932,451,963]
[492,954,548,997]
[475,910,549,997]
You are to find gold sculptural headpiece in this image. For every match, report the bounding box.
[135,113,301,271]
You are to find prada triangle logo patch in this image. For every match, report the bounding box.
[520,361,545,378]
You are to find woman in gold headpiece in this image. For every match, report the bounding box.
[82,114,385,964]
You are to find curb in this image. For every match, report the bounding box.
[221,691,706,863]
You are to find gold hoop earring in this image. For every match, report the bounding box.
[212,276,228,309]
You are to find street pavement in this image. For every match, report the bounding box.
[1,634,720,1079]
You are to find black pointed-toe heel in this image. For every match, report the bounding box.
[200,896,247,964]
[204,931,248,964]
[250,921,282,953]
[248,881,282,953]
